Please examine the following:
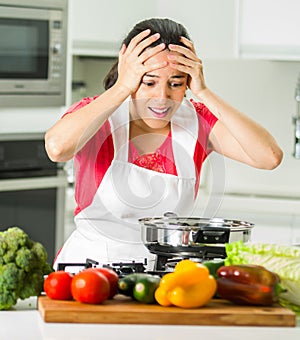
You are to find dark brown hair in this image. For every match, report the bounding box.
[103,18,191,90]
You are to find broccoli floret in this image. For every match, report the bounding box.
[0,289,18,310]
[0,263,24,290]
[0,226,53,310]
[42,262,53,276]
[3,249,16,264]
[15,248,36,272]
[31,241,47,264]
[0,263,24,310]
[19,270,44,300]
[4,227,30,252]
[0,233,7,256]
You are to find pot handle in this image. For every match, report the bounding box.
[163,212,178,218]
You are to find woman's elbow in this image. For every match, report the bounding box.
[45,131,71,163]
[263,147,284,170]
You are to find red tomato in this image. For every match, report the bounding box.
[44,271,73,300]
[71,269,110,304]
[92,267,119,299]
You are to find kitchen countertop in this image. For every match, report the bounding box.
[1,298,300,340]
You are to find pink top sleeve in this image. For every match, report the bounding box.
[190,99,218,191]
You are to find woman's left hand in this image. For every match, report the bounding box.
[168,37,206,98]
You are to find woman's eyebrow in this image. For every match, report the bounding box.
[144,74,185,79]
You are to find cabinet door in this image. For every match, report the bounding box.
[70,0,156,56]
[237,0,300,60]
[156,0,236,59]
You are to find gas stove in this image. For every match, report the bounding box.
[57,245,226,277]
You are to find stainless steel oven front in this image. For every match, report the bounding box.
[0,0,68,107]
[0,133,68,264]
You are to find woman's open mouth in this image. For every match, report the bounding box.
[148,106,170,119]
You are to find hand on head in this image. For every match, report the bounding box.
[168,37,207,96]
[116,29,167,94]
[116,29,206,99]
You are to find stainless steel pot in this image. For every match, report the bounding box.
[139,213,254,258]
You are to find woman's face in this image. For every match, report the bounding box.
[130,49,188,131]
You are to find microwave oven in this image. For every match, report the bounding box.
[0,0,68,107]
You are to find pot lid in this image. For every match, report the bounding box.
[138,214,255,231]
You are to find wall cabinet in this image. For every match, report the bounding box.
[69,0,300,60]
[236,0,300,60]
[69,0,236,59]
[156,0,236,59]
[69,0,156,56]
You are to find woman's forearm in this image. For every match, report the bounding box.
[45,84,130,162]
[198,88,283,169]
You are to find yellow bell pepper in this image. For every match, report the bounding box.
[154,259,217,308]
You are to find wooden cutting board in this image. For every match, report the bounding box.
[38,295,296,327]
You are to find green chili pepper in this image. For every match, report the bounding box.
[202,259,225,280]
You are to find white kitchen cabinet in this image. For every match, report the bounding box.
[156,0,236,59]
[69,0,156,56]
[236,0,300,60]
[70,0,236,59]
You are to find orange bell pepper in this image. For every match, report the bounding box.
[154,259,217,308]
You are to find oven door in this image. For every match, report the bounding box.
[0,6,50,84]
[0,171,67,264]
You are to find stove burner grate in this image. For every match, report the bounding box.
[147,243,226,270]
[57,258,147,277]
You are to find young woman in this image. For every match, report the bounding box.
[45,18,283,269]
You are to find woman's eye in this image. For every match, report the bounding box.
[170,83,184,88]
[142,81,155,87]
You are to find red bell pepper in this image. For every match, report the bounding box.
[216,264,283,306]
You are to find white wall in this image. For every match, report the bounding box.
[202,59,300,198]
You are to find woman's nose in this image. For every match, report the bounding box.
[156,85,170,99]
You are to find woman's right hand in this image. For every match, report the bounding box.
[45,30,167,163]
[115,29,167,94]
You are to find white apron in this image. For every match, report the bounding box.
[54,98,199,270]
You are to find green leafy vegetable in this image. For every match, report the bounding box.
[225,241,300,312]
[0,226,53,310]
